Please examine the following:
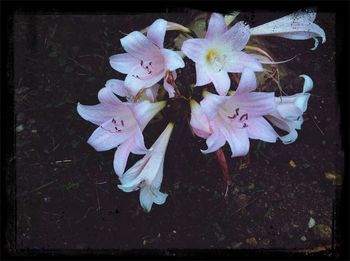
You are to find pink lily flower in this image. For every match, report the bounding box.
[109,19,185,96]
[266,75,313,144]
[77,80,166,176]
[250,9,326,50]
[118,123,174,212]
[190,68,278,157]
[181,13,263,96]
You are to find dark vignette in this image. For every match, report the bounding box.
[1,0,349,260]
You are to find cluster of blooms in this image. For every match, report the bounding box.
[77,10,325,212]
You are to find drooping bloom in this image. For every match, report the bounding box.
[118,123,174,212]
[250,9,326,50]
[266,75,313,144]
[181,13,263,96]
[77,80,166,176]
[190,68,278,157]
[109,19,185,96]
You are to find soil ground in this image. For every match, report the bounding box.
[12,9,344,256]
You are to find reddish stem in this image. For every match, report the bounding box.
[215,149,231,186]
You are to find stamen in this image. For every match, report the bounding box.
[228,108,240,119]
[240,113,248,122]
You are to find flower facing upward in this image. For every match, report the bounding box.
[109,19,185,96]
[266,75,313,144]
[181,13,263,96]
[77,80,166,176]
[118,123,174,212]
[190,68,278,157]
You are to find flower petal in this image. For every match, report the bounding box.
[125,65,165,95]
[200,92,230,120]
[147,18,167,48]
[113,139,133,177]
[131,100,166,130]
[113,129,148,177]
[195,63,211,86]
[109,53,139,74]
[139,186,167,212]
[120,31,158,60]
[77,103,117,126]
[300,74,313,93]
[190,99,211,138]
[201,130,226,154]
[235,67,257,95]
[97,80,125,105]
[143,84,160,102]
[87,124,130,151]
[207,69,231,96]
[220,124,250,157]
[229,92,276,117]
[181,38,210,64]
[220,21,250,51]
[247,117,278,142]
[105,79,129,97]
[206,13,227,39]
[280,129,298,144]
[250,9,326,49]
[225,52,263,73]
[160,48,185,71]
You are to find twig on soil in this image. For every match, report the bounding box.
[75,207,94,224]
[95,184,101,212]
[41,211,62,217]
[54,159,72,164]
[234,197,258,214]
[311,116,325,136]
[16,179,58,198]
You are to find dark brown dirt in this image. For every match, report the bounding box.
[12,10,343,255]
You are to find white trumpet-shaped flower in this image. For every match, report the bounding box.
[266,75,313,144]
[118,123,174,212]
[250,9,326,50]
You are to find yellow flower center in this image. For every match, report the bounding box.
[205,49,226,72]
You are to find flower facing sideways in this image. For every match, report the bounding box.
[190,68,278,157]
[77,80,166,176]
[266,75,313,144]
[181,13,263,96]
[109,19,185,96]
[118,123,174,212]
[250,9,326,50]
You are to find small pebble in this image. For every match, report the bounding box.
[308,217,316,228]
[300,236,307,241]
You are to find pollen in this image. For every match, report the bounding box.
[206,49,217,63]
